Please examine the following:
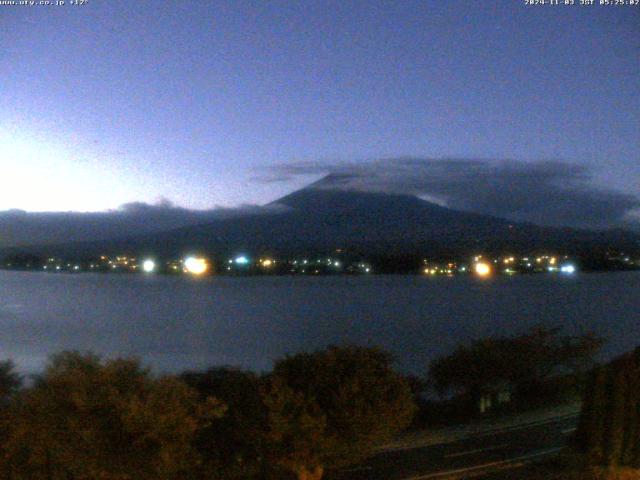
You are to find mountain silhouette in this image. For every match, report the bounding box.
[4,178,637,260]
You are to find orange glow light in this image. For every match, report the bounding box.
[184,256,209,275]
[475,262,491,277]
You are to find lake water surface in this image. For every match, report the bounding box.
[1,270,639,375]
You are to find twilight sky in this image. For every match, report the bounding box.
[1,1,639,224]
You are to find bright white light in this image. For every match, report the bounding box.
[560,264,576,274]
[142,259,156,273]
[235,256,249,265]
[184,256,208,275]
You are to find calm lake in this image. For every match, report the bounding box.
[1,270,639,375]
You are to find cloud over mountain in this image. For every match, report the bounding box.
[263,158,640,229]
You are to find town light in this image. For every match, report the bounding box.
[235,256,249,265]
[142,259,156,273]
[475,262,491,277]
[560,264,576,274]
[184,256,209,275]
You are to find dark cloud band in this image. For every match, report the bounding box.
[264,158,640,229]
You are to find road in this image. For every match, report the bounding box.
[327,413,579,480]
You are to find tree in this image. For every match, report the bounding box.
[0,351,225,480]
[0,359,22,472]
[0,360,22,405]
[262,377,328,480]
[181,367,266,478]
[262,346,416,480]
[429,326,604,408]
[577,346,640,470]
[576,366,608,464]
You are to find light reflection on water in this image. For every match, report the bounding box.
[0,270,638,375]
